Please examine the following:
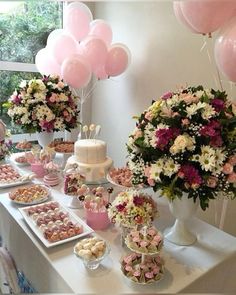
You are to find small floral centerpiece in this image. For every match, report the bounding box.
[6,75,80,133]
[108,190,157,228]
[0,140,13,161]
[127,86,236,210]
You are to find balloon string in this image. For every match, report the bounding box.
[200,36,207,52]
[205,37,224,91]
[82,79,98,102]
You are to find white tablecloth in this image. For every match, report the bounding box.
[0,170,236,293]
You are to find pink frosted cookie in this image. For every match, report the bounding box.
[121,253,164,284]
[125,226,163,254]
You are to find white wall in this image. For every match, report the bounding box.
[91,1,236,236]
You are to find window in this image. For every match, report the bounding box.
[0,1,63,139]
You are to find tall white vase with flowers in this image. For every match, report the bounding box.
[127,85,236,246]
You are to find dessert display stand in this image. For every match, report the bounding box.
[122,226,164,285]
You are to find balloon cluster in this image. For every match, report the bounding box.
[173,0,236,82]
[35,2,131,89]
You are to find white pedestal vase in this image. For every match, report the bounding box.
[36,131,54,149]
[64,128,80,142]
[164,194,199,246]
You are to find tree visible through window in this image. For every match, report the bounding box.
[0,1,63,134]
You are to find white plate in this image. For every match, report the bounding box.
[10,152,30,167]
[107,174,148,190]
[19,201,94,248]
[0,164,33,189]
[9,184,50,206]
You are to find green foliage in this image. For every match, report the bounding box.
[0,1,62,133]
[0,1,62,63]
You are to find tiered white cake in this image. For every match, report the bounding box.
[66,138,113,182]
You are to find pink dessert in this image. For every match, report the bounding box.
[43,174,60,186]
[64,172,85,195]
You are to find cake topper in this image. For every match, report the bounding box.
[81,124,101,140]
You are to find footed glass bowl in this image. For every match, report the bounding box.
[74,243,110,270]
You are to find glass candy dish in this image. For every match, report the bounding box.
[74,239,110,270]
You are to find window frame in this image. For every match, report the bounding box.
[0,2,67,143]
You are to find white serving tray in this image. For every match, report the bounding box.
[10,184,50,206]
[19,201,94,248]
[0,163,33,189]
[10,152,30,167]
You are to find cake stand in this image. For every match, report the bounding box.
[120,226,164,285]
[107,174,148,191]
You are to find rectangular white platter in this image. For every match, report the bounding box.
[19,201,94,248]
[0,163,32,189]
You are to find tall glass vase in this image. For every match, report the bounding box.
[36,131,54,149]
[164,194,199,246]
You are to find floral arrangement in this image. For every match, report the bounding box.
[127,86,236,210]
[0,139,13,160]
[107,190,157,228]
[6,75,80,133]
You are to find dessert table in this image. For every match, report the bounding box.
[0,165,236,293]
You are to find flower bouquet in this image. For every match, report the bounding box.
[127,86,236,210]
[0,140,13,161]
[108,190,157,228]
[6,75,80,133]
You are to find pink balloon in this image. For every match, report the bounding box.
[105,44,131,77]
[80,36,108,72]
[61,55,92,88]
[173,1,200,34]
[64,6,90,42]
[64,2,93,22]
[180,0,236,34]
[89,19,113,46]
[35,48,61,76]
[215,19,236,82]
[47,29,64,46]
[49,33,78,65]
[94,66,108,80]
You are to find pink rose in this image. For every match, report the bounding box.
[151,240,158,246]
[125,265,133,272]
[153,235,161,242]
[227,173,236,183]
[181,118,190,126]
[63,110,69,117]
[140,264,148,271]
[147,178,155,186]
[123,255,133,264]
[133,237,140,243]
[153,266,160,275]
[229,155,236,166]
[57,81,64,88]
[161,91,172,100]
[222,163,234,175]
[144,166,151,177]
[206,176,218,188]
[145,111,153,121]
[49,93,57,103]
[147,228,156,236]
[180,93,199,104]
[131,231,139,238]
[145,271,154,279]
[140,241,148,247]
[133,129,143,140]
[133,270,141,277]
[178,171,185,179]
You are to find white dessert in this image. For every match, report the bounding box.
[66,138,113,182]
[74,139,106,164]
